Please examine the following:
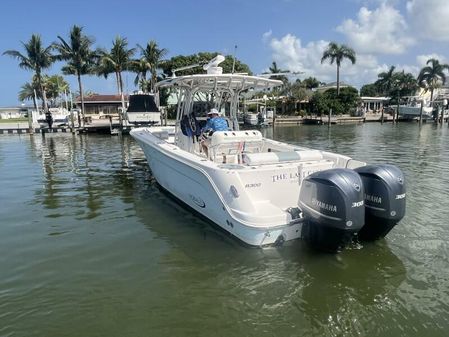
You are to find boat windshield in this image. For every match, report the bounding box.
[127,94,159,112]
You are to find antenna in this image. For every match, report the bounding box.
[203,55,225,74]
[172,63,202,77]
[171,55,226,77]
[257,71,305,78]
[232,45,237,74]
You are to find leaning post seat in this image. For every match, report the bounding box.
[208,130,263,161]
[209,130,263,146]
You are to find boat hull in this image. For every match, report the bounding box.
[127,112,161,125]
[131,129,302,246]
[398,106,433,119]
[244,114,259,126]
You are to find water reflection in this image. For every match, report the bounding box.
[28,134,140,219]
[296,244,405,335]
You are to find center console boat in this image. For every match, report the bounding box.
[131,56,406,252]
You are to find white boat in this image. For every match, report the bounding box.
[244,112,259,126]
[37,107,70,127]
[398,96,433,120]
[126,93,161,125]
[130,56,406,252]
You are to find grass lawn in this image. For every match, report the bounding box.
[0,118,28,123]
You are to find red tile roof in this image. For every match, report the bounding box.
[75,94,129,103]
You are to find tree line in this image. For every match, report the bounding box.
[3,25,169,123]
[4,28,449,118]
[361,60,449,104]
[266,42,449,117]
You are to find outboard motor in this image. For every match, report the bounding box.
[355,164,406,241]
[299,168,365,253]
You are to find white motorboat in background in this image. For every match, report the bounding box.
[131,56,406,252]
[244,112,259,126]
[398,96,434,120]
[37,107,70,127]
[126,92,161,125]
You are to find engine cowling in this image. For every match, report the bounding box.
[299,168,365,253]
[355,164,406,241]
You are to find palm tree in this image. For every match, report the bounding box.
[391,71,418,122]
[269,61,282,74]
[130,58,149,91]
[97,36,135,126]
[375,66,396,96]
[301,77,321,90]
[55,25,96,124]
[268,61,289,84]
[3,34,54,111]
[44,75,70,107]
[417,58,449,104]
[399,72,418,96]
[18,80,39,109]
[18,78,41,133]
[321,42,356,95]
[135,40,168,93]
[97,36,135,94]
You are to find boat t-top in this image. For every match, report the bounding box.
[130,56,406,252]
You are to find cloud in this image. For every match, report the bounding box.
[407,0,449,41]
[268,34,329,75]
[416,53,447,67]
[263,3,449,88]
[264,33,388,87]
[336,3,414,54]
[262,30,272,43]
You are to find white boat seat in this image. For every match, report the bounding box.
[208,130,263,160]
[243,150,323,165]
[209,130,262,147]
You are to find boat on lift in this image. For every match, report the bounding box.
[37,107,70,127]
[244,112,259,126]
[398,96,434,120]
[130,56,406,252]
[126,92,161,125]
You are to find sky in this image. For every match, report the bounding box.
[1,0,449,106]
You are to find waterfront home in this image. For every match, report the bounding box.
[360,96,389,113]
[75,94,129,118]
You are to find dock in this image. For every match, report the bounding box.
[0,113,436,135]
[272,113,395,125]
[0,122,73,134]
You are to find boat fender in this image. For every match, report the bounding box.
[355,164,406,241]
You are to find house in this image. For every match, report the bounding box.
[314,81,351,93]
[360,96,389,113]
[75,94,129,116]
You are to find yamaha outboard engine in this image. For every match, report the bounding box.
[355,164,406,241]
[299,168,365,253]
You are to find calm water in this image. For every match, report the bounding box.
[1,123,449,337]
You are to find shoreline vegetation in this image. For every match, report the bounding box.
[2,25,449,123]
